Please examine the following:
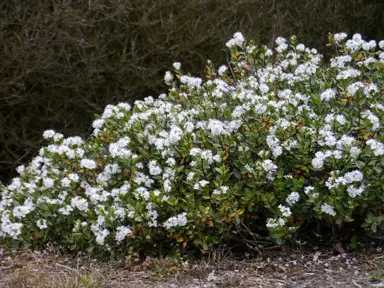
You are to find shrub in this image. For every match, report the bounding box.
[2,0,384,184]
[1,33,384,257]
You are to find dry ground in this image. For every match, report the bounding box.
[1,245,384,288]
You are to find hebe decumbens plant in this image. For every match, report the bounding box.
[1,33,384,256]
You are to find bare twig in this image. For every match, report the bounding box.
[55,263,79,274]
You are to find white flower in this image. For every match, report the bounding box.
[190,148,201,156]
[184,121,194,133]
[58,205,73,215]
[266,219,278,228]
[218,65,228,76]
[199,180,209,188]
[54,133,64,141]
[364,83,378,97]
[163,212,188,229]
[321,203,336,216]
[366,139,384,156]
[163,179,172,192]
[164,71,173,85]
[334,33,347,43]
[347,82,364,95]
[331,55,352,69]
[136,186,150,200]
[362,110,380,131]
[276,43,288,53]
[346,33,363,52]
[208,119,228,136]
[362,40,376,51]
[2,222,23,239]
[13,199,35,219]
[304,186,315,194]
[296,44,305,51]
[286,192,300,206]
[43,178,54,188]
[266,135,282,158]
[173,62,181,70]
[213,154,221,162]
[109,137,131,159]
[60,177,71,187]
[117,102,131,111]
[115,226,132,242]
[335,115,346,125]
[180,76,202,88]
[244,164,254,173]
[247,45,256,53]
[95,228,110,245]
[343,170,364,183]
[187,172,195,181]
[349,147,361,158]
[336,135,355,150]
[213,186,229,195]
[68,173,79,182]
[266,218,286,228]
[36,219,48,229]
[336,68,361,80]
[332,150,343,159]
[148,160,162,176]
[380,53,384,64]
[347,185,365,198]
[80,159,97,169]
[275,37,286,46]
[278,204,292,217]
[312,157,324,169]
[226,32,245,48]
[43,130,56,139]
[320,89,336,101]
[16,165,25,174]
[71,196,89,212]
[261,159,278,172]
[166,158,176,166]
[259,84,269,94]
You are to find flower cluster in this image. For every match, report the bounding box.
[1,32,384,255]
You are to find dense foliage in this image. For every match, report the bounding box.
[1,33,384,257]
[2,0,384,183]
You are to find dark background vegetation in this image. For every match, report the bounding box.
[1,0,383,184]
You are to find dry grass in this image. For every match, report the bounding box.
[1,244,384,288]
[3,271,103,288]
[0,250,104,288]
